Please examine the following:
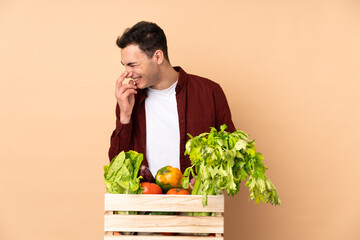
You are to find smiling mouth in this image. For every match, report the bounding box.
[131,77,141,85]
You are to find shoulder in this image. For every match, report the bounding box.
[186,73,225,100]
[183,72,222,93]
[187,73,219,87]
[176,66,224,95]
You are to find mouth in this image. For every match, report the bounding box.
[131,77,141,85]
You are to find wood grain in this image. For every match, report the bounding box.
[104,194,224,212]
[104,215,224,233]
[104,194,224,239]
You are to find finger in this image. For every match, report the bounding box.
[118,82,137,94]
[116,85,137,98]
[119,89,137,100]
[123,89,137,96]
[128,79,135,86]
[115,71,129,91]
[116,72,135,95]
[127,72,134,79]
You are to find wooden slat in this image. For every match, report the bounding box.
[104,235,223,240]
[104,215,224,233]
[105,194,224,212]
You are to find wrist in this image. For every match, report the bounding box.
[120,114,131,124]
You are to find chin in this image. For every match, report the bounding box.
[134,78,146,89]
[136,83,146,89]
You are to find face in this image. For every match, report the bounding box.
[121,44,159,89]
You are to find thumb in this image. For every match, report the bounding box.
[128,79,135,86]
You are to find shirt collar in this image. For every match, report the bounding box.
[173,66,187,93]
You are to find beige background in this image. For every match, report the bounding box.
[1,0,359,239]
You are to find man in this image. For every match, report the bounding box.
[109,21,235,175]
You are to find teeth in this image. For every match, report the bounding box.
[131,77,140,85]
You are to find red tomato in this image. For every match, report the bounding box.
[141,182,162,194]
[166,188,190,195]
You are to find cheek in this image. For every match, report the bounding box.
[148,65,159,78]
[135,66,144,76]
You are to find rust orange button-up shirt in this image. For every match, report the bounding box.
[108,67,236,172]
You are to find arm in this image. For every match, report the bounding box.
[108,104,133,161]
[213,84,236,132]
[108,72,137,161]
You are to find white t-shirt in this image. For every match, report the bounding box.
[145,81,180,177]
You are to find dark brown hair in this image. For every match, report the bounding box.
[116,21,169,61]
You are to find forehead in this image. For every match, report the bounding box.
[121,44,147,64]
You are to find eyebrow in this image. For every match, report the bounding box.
[121,61,138,66]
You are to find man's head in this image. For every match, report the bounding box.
[116,21,169,62]
[116,21,178,90]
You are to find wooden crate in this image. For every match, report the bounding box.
[104,193,224,239]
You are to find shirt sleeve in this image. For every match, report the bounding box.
[213,84,236,132]
[108,103,133,161]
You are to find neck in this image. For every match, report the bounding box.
[150,61,179,90]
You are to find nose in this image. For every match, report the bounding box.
[124,66,133,73]
[124,68,135,78]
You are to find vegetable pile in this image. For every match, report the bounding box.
[104,124,281,208]
[104,126,281,236]
[182,124,281,207]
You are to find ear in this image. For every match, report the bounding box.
[153,50,164,65]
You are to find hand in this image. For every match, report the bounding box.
[115,71,137,124]
[190,177,196,189]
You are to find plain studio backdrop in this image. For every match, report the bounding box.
[1,1,359,239]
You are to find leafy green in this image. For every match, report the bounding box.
[104,150,143,194]
[182,125,281,207]
[104,150,143,236]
